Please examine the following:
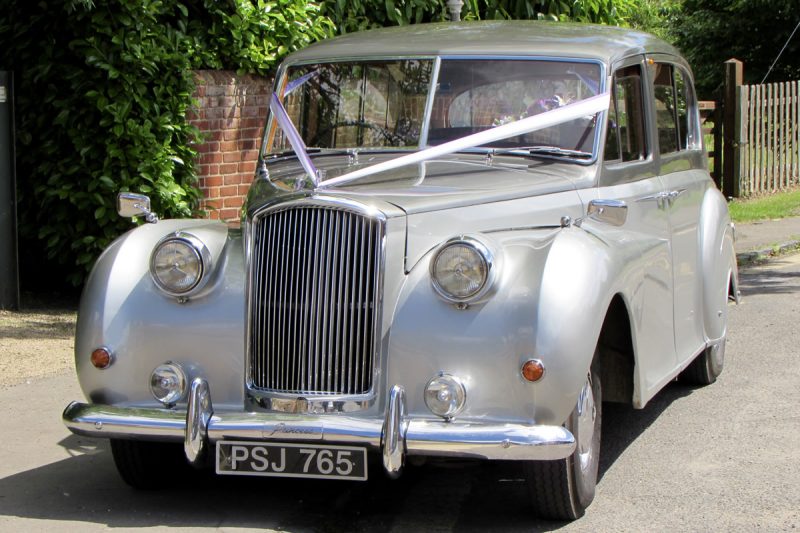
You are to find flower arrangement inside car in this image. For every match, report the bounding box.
[63,21,737,521]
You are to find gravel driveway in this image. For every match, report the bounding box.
[0,306,76,388]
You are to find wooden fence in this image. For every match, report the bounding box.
[736,80,800,196]
[720,58,800,197]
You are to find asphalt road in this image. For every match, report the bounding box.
[1,256,799,532]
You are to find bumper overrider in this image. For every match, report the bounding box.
[63,378,576,476]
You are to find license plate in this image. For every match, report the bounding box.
[216,441,368,481]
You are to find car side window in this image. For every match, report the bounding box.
[651,63,700,154]
[674,67,700,150]
[604,64,647,163]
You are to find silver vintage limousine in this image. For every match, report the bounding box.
[63,21,738,520]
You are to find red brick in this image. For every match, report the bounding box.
[220,208,240,220]
[241,118,264,129]
[223,196,244,208]
[239,161,257,173]
[203,130,224,142]
[203,197,222,209]
[238,138,258,151]
[238,183,252,195]
[197,142,219,154]
[240,149,258,161]
[220,140,239,152]
[203,176,224,187]
[224,174,245,185]
[205,107,234,120]
[219,185,238,196]
[242,106,262,118]
[219,163,238,174]
[199,152,223,165]
[223,152,241,163]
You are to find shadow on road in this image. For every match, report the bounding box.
[738,259,800,296]
[0,385,697,532]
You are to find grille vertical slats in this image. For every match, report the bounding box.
[249,205,382,396]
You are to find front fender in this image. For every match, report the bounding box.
[386,226,617,427]
[75,220,246,409]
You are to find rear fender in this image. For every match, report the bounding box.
[699,188,736,342]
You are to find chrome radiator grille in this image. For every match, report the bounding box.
[248,205,383,395]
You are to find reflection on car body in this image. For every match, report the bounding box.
[63,21,737,521]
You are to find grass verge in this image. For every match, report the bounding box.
[728,189,800,223]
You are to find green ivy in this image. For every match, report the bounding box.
[0,0,333,287]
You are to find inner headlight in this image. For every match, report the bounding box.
[430,237,494,303]
[149,362,187,406]
[150,234,207,295]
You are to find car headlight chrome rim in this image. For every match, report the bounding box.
[430,236,496,303]
[150,233,210,296]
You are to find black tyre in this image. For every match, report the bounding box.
[525,359,602,521]
[110,439,195,490]
[679,339,725,385]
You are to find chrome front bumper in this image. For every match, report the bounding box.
[63,379,576,476]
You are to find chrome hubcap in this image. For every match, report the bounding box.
[575,375,596,473]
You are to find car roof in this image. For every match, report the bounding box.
[284,21,681,66]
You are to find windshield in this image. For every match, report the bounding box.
[269,58,603,157]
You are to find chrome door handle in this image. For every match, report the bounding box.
[636,192,669,209]
[665,188,686,207]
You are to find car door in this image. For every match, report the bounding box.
[648,60,708,364]
[598,58,677,394]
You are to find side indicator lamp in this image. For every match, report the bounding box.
[521,359,545,382]
[91,347,114,369]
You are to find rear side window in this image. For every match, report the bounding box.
[604,64,647,162]
[651,62,699,154]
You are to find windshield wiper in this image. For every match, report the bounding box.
[493,146,593,160]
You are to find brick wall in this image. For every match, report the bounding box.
[190,70,273,224]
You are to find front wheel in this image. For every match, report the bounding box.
[524,359,602,520]
[110,439,197,490]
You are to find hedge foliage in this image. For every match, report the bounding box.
[0,0,332,287]
[321,0,638,33]
[1,0,641,288]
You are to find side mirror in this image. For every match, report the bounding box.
[587,199,627,226]
[117,192,158,224]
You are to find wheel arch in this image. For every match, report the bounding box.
[596,294,635,405]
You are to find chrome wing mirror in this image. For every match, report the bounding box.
[117,192,159,224]
[586,199,627,226]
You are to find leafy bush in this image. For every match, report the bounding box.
[321,0,640,33]
[672,0,800,97]
[0,0,333,287]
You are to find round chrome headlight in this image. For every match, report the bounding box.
[150,234,207,295]
[149,362,187,406]
[424,374,467,420]
[430,237,495,303]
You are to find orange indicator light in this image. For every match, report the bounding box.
[521,359,545,382]
[91,348,113,369]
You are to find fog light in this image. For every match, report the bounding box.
[424,374,466,420]
[90,347,113,369]
[149,363,187,406]
[521,359,545,382]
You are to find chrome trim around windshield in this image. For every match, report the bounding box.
[419,56,441,148]
[244,195,388,412]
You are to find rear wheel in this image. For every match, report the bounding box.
[525,359,602,520]
[679,339,725,385]
[110,439,195,490]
